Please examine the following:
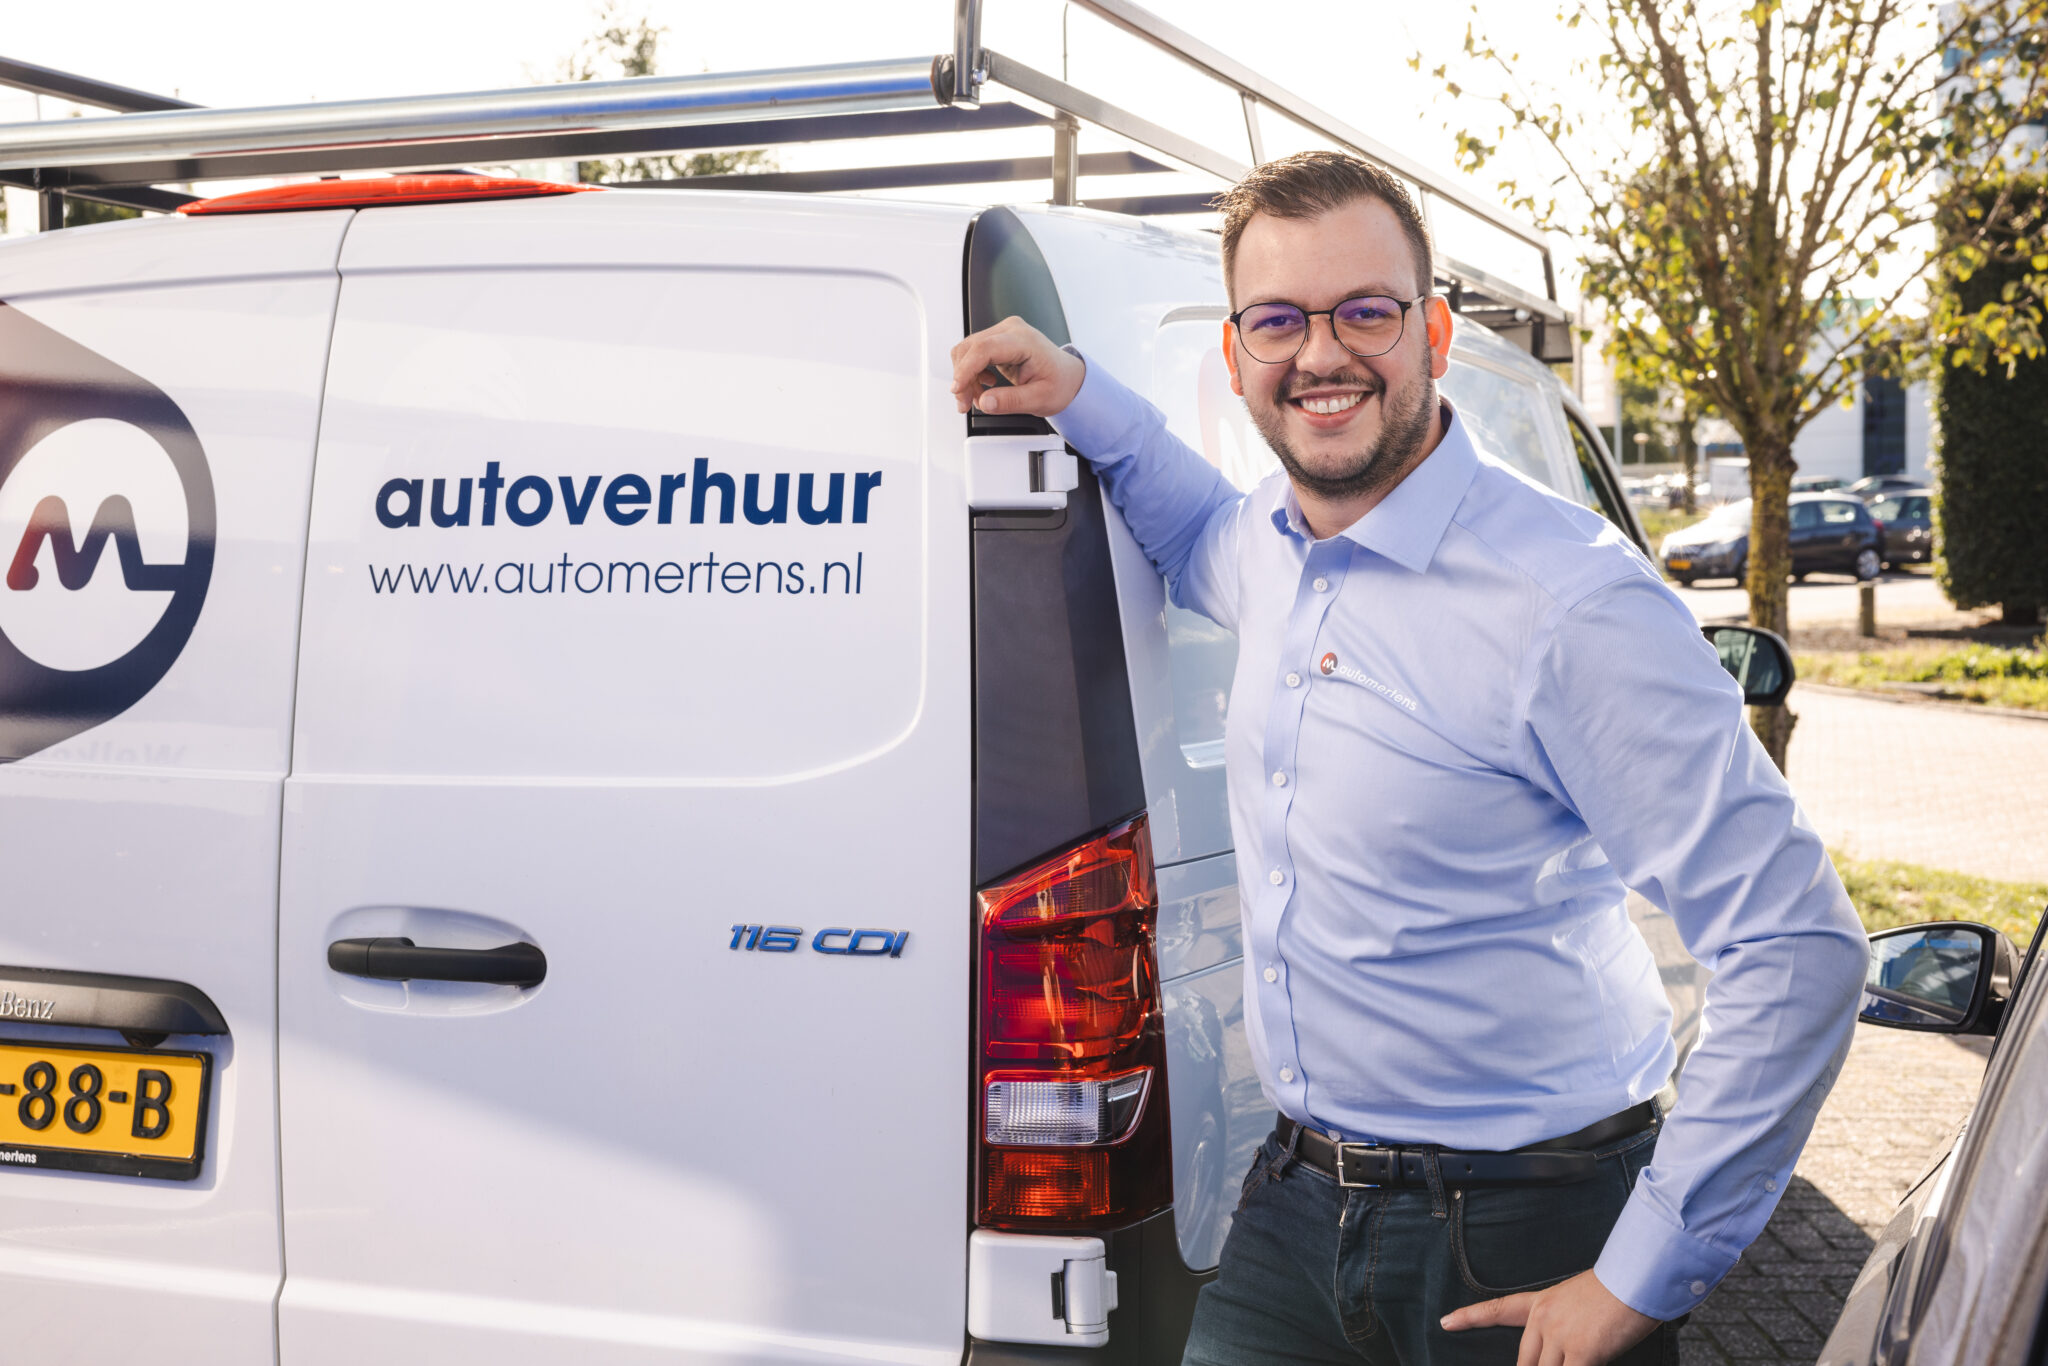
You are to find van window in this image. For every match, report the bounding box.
[1565,416,1633,531]
[1439,360,1557,488]
[1149,318,1280,769]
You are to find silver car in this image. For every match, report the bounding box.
[1818,915,2043,1365]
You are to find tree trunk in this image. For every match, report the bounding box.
[1745,444,1796,771]
[1678,416,1699,515]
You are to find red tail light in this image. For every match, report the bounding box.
[975,815,1172,1230]
[178,175,600,216]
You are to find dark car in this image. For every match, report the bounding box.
[1868,488,1934,568]
[1818,913,2045,1365]
[1660,493,1882,585]
[1846,474,1925,503]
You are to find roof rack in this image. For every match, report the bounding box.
[0,0,1567,361]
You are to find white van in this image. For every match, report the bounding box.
[0,183,1704,1364]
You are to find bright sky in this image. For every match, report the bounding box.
[2,0,1599,298]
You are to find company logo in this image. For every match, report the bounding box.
[1313,651,1419,712]
[0,304,214,762]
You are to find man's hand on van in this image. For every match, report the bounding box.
[950,317,1086,418]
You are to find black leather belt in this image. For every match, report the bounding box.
[1276,1086,1672,1190]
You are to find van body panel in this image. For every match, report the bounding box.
[278,195,974,1362]
[1155,854,1262,1273]
[0,214,348,1362]
[0,209,351,302]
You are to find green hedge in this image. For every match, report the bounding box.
[1936,177,2048,623]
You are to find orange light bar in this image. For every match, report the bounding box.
[178,175,601,216]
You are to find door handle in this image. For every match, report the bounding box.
[327,937,546,988]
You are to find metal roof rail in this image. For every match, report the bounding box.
[0,0,1565,359]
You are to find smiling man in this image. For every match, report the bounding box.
[949,151,1867,1366]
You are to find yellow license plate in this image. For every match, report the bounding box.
[1667,558,1692,570]
[0,1039,210,1180]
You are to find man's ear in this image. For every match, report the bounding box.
[1424,296,1454,380]
[1223,321,1244,397]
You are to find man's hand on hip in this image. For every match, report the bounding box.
[950,317,1086,417]
[1440,1268,1660,1366]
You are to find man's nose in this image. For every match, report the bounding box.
[1295,311,1353,375]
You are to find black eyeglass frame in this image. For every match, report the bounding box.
[1227,294,1435,364]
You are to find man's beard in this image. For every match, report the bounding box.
[1248,363,1438,503]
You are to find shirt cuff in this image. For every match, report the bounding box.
[1594,1189,1739,1320]
[1047,345,1152,461]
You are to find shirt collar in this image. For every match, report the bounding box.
[1266,399,1480,575]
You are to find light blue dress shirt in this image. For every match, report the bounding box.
[1049,359,1867,1321]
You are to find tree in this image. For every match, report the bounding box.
[1434,0,2048,768]
[1935,176,2048,625]
[555,2,772,184]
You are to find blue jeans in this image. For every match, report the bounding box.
[1184,1125,1683,1365]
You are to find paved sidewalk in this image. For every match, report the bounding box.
[1677,1026,1988,1364]
[1784,685,2048,885]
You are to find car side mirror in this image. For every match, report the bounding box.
[1700,625,1795,708]
[1861,921,2019,1036]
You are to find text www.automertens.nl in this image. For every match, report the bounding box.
[366,551,865,597]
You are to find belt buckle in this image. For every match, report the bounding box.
[1333,1142,1381,1189]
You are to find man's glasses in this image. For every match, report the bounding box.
[1228,295,1430,365]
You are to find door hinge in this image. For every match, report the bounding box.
[966,1229,1120,1347]
[967,433,1080,511]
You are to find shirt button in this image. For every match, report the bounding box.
[1271,771,1288,787]
[1285,672,1301,688]
[1765,1179,1778,1193]
[1279,1067,1295,1083]
[1268,868,1284,885]
[1312,576,1329,592]
[1689,1281,1707,1297]
[1263,966,1278,983]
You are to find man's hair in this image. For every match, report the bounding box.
[1215,151,1434,305]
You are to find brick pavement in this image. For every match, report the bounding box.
[1674,1016,1990,1363]
[1665,570,2011,1361]
[1784,685,2048,885]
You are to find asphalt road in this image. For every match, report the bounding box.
[1670,567,1952,628]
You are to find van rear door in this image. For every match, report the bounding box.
[276,192,974,1365]
[0,209,349,1362]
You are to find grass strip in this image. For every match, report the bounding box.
[1831,849,2047,944]
[1797,644,2048,711]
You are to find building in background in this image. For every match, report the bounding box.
[1791,367,1934,485]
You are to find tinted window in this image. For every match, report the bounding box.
[1906,496,1930,521]
[1791,502,1821,530]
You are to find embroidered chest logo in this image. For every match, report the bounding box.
[1312,652,1419,712]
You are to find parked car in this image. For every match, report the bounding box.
[1660,500,1754,585]
[1868,488,1935,568]
[1659,492,1882,585]
[1793,474,1848,493]
[1790,494,1885,581]
[0,183,1778,1363]
[1846,474,1925,503]
[1817,912,2045,1365]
